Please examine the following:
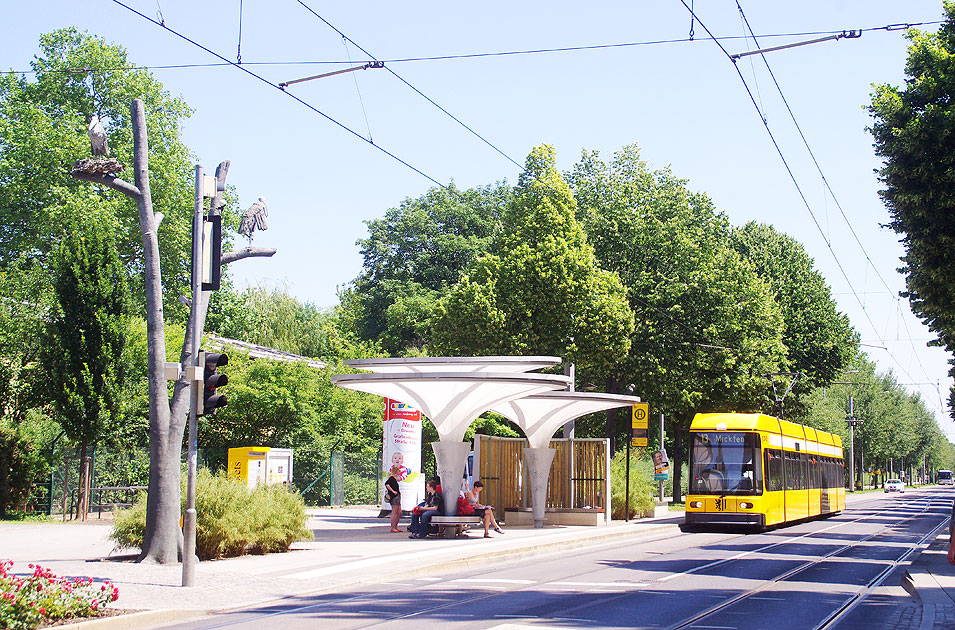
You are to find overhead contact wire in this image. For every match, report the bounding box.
[674,0,922,391]
[108,0,448,191]
[735,1,941,405]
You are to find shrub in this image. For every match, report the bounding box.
[0,427,43,518]
[0,560,118,630]
[110,470,312,560]
[609,450,656,519]
[109,489,147,551]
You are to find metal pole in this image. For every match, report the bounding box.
[625,435,630,522]
[659,413,665,504]
[848,395,855,492]
[182,165,203,587]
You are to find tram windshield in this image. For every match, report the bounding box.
[690,431,761,495]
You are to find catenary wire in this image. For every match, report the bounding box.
[292,0,525,171]
[734,2,945,414]
[734,2,941,403]
[2,23,941,75]
[102,0,939,385]
[106,0,449,189]
[674,0,929,403]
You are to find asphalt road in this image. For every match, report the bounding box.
[157,487,953,630]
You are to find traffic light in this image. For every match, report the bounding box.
[199,350,229,416]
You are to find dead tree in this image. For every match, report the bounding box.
[72,99,276,563]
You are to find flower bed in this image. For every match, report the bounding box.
[0,560,119,630]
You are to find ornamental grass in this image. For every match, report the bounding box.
[0,560,119,630]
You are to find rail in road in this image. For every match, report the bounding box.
[164,488,952,630]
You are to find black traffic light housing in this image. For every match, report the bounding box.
[199,350,229,416]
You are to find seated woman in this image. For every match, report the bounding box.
[408,479,444,538]
[465,480,504,538]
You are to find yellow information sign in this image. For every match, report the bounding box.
[631,403,649,447]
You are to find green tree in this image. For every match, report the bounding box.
[42,212,129,519]
[730,222,857,416]
[568,145,788,499]
[568,145,787,422]
[0,28,196,319]
[868,3,955,416]
[346,182,507,354]
[432,145,634,376]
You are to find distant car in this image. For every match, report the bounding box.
[884,479,904,493]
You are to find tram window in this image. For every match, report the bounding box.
[690,432,762,495]
[765,449,783,492]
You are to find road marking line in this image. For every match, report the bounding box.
[451,578,534,584]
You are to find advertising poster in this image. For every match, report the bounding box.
[382,398,424,511]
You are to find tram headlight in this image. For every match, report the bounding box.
[689,501,703,509]
[739,502,753,509]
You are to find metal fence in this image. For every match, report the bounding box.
[19,443,385,516]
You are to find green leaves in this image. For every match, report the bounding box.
[868,4,955,417]
[42,211,129,446]
[568,144,785,422]
[432,145,634,374]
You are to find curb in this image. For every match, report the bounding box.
[51,609,212,630]
[52,518,683,630]
[211,519,685,615]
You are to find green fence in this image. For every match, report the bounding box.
[18,443,386,516]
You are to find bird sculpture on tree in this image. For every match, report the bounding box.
[238,197,269,243]
[88,115,109,157]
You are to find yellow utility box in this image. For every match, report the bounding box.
[228,447,294,489]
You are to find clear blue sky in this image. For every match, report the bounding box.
[4,1,953,434]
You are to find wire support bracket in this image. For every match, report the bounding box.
[730,30,861,60]
[279,61,384,89]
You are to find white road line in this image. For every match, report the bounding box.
[493,614,539,618]
[451,578,534,584]
[548,582,636,586]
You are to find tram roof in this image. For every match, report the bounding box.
[690,412,843,449]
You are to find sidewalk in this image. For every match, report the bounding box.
[902,529,955,629]
[0,507,683,629]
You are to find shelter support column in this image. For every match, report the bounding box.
[432,441,471,516]
[524,447,557,528]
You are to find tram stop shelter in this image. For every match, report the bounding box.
[332,356,570,516]
[489,391,640,527]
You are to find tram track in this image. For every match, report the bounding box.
[661,494,950,630]
[171,493,950,630]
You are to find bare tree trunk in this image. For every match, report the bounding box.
[73,100,275,564]
[75,443,89,522]
[672,424,686,504]
[604,377,618,453]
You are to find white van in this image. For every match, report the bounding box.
[938,469,953,485]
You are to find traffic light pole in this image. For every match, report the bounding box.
[182,165,204,587]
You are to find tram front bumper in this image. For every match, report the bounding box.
[684,512,764,527]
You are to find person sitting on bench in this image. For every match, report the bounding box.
[465,480,504,538]
[409,479,444,538]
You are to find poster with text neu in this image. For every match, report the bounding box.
[382,398,423,511]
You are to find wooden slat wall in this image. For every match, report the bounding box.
[475,435,607,515]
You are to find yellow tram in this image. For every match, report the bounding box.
[684,412,845,529]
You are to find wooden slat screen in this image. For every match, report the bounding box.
[475,435,607,515]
